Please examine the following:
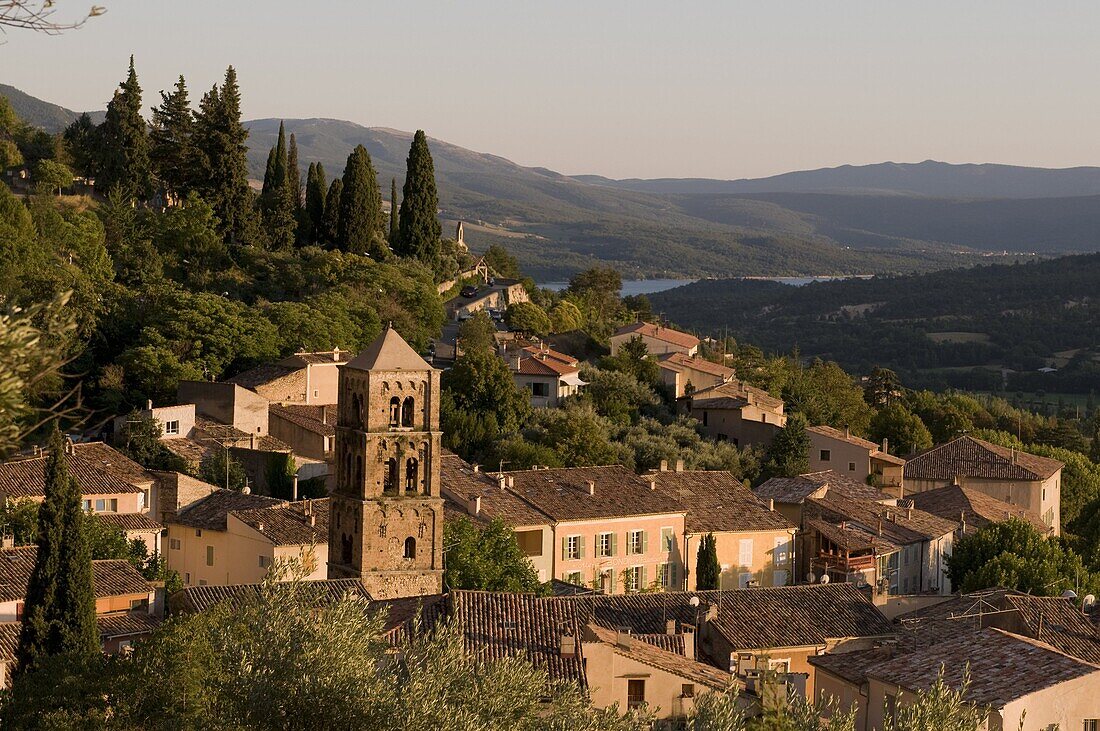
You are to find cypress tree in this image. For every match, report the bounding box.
[320,178,342,248]
[260,145,277,202]
[17,426,98,674]
[287,133,301,217]
[149,74,194,200]
[696,533,720,590]
[337,144,385,256]
[396,130,442,272]
[304,162,327,245]
[96,55,152,198]
[193,67,258,244]
[389,177,399,243]
[261,121,296,249]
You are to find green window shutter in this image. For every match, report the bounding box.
[670,563,678,588]
[578,535,585,559]
[610,570,616,593]
[561,536,568,561]
[611,532,618,556]
[642,565,648,588]
[642,531,649,554]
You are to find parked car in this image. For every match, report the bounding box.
[460,285,478,298]
[488,308,504,321]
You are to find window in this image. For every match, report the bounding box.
[626,566,645,593]
[129,598,148,610]
[313,389,319,398]
[389,397,401,428]
[401,396,415,428]
[627,679,646,709]
[627,530,645,555]
[108,498,118,512]
[259,555,270,568]
[95,499,105,512]
[530,382,550,398]
[599,569,614,593]
[564,571,582,585]
[164,420,180,435]
[884,694,897,723]
[384,458,398,492]
[597,532,613,558]
[658,562,677,589]
[738,538,754,568]
[405,457,419,493]
[819,449,831,462]
[184,572,191,584]
[702,412,708,426]
[848,462,856,472]
[169,538,181,550]
[198,579,207,586]
[681,684,695,699]
[660,527,675,552]
[773,536,790,566]
[82,500,91,512]
[903,546,910,566]
[139,491,147,511]
[15,602,24,620]
[195,529,202,537]
[206,546,215,566]
[565,535,582,560]
[403,537,416,559]
[1083,720,1099,731]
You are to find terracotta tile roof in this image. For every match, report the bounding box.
[585,622,733,690]
[193,418,292,453]
[95,512,164,533]
[521,345,578,366]
[649,470,793,534]
[807,647,899,685]
[269,404,336,437]
[162,437,211,466]
[500,465,686,522]
[688,380,784,413]
[281,349,353,366]
[1003,594,1100,665]
[806,493,958,545]
[440,452,550,528]
[908,485,1049,535]
[91,559,153,597]
[635,632,686,655]
[0,548,149,602]
[572,590,724,635]
[97,611,162,639]
[173,489,285,531]
[169,578,371,614]
[0,547,37,602]
[706,584,895,650]
[803,517,900,554]
[0,622,19,664]
[893,588,1013,649]
[73,442,157,485]
[866,628,1100,709]
[450,590,586,685]
[372,593,448,643]
[515,354,579,377]
[904,436,1063,482]
[657,352,735,380]
[808,426,905,466]
[231,498,329,546]
[614,322,699,350]
[227,362,296,390]
[754,470,891,505]
[548,579,600,596]
[0,449,145,499]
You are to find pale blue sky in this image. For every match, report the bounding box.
[4,1,1098,178]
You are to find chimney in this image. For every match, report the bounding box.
[586,480,595,496]
[675,459,685,473]
[704,602,719,623]
[906,506,912,520]
[292,475,299,501]
[308,513,316,527]
[882,438,889,454]
[332,347,340,362]
[616,630,633,650]
[844,425,851,439]
[497,475,507,489]
[767,498,775,511]
[511,355,522,371]
[64,437,74,455]
[560,633,577,659]
[746,391,754,405]
[0,535,14,549]
[507,476,514,489]
[257,522,264,532]
[472,464,480,473]
[960,511,967,534]
[469,495,482,516]
[146,399,153,411]
[877,518,883,535]
[682,624,697,660]
[647,476,656,491]
[321,409,327,426]
[666,619,676,635]
[659,459,669,472]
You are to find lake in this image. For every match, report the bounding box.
[538,275,872,295]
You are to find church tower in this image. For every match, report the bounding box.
[328,327,444,598]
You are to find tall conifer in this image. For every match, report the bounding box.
[16,426,98,674]
[396,130,442,273]
[149,75,194,199]
[337,144,384,256]
[320,178,342,248]
[97,56,152,198]
[304,162,327,245]
[262,121,296,248]
[389,177,399,243]
[287,133,301,216]
[695,533,720,590]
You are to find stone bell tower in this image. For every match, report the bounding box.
[328,327,444,599]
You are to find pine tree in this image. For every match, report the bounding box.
[303,162,327,245]
[320,178,342,248]
[396,130,442,272]
[389,177,399,243]
[696,533,720,590]
[149,75,194,200]
[337,144,385,256]
[16,426,98,674]
[192,67,258,244]
[96,56,152,198]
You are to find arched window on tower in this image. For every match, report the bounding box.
[356,393,365,426]
[343,453,351,488]
[389,396,401,428]
[384,458,398,493]
[403,537,416,559]
[401,396,415,428]
[405,457,419,493]
[354,455,363,488]
[341,533,353,565]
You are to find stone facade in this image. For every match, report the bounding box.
[327,330,445,597]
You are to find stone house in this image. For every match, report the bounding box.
[610,322,699,357]
[268,404,336,461]
[807,426,905,491]
[647,464,796,589]
[657,352,736,399]
[165,490,328,587]
[228,348,352,405]
[680,380,786,447]
[903,436,1063,535]
[907,484,1051,536]
[444,278,530,321]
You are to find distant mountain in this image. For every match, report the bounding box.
[0,83,104,132]
[6,84,1100,279]
[575,160,1100,199]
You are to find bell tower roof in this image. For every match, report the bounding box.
[345,327,430,372]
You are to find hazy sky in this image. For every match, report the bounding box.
[4,1,1098,179]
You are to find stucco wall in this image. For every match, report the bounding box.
[692,406,783,447]
[610,333,697,357]
[808,432,872,482]
[684,529,795,590]
[553,514,687,593]
[814,667,868,730]
[906,473,1060,535]
[269,412,330,460]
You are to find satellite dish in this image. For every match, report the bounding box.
[689,596,701,607]
[1083,594,1097,610]
[819,574,831,585]
[1063,589,1078,600]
